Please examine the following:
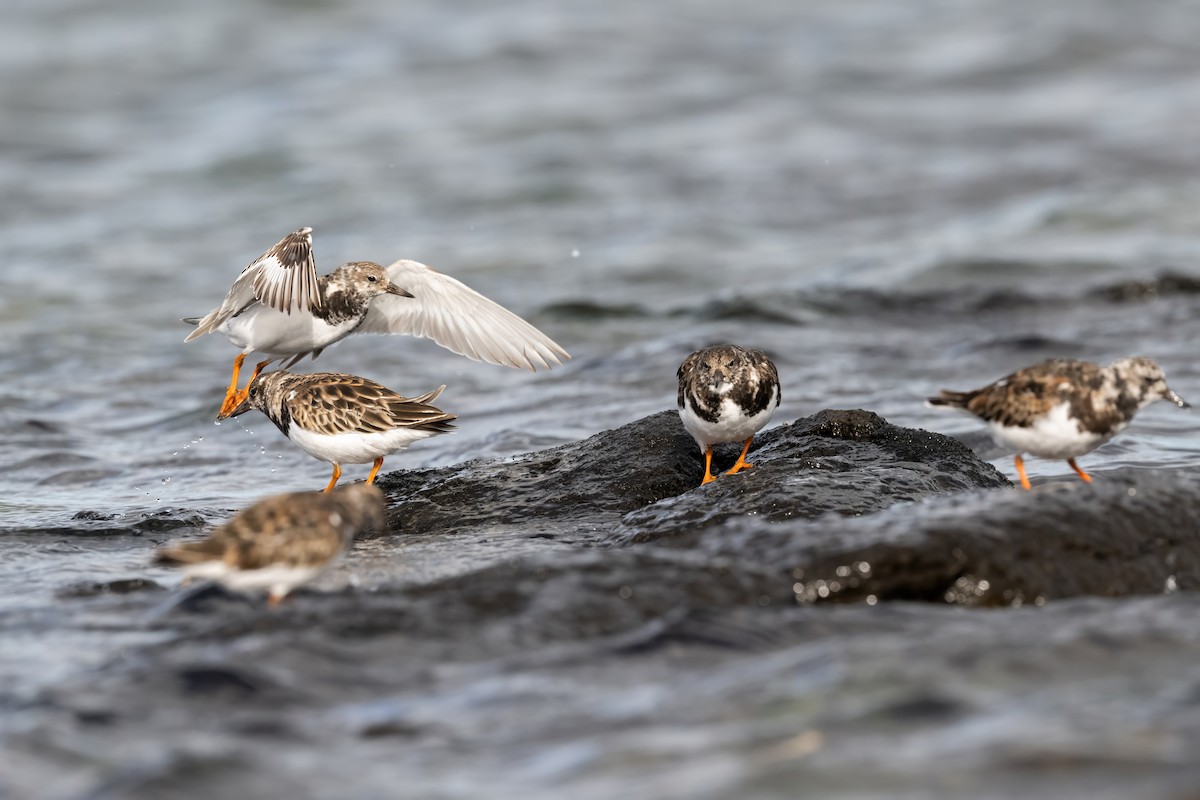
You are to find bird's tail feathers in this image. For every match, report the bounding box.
[411,385,448,404]
[154,542,222,566]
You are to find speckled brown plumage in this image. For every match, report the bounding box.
[677,345,780,425]
[928,356,1189,490]
[929,357,1185,434]
[312,262,398,328]
[242,370,457,439]
[676,344,781,486]
[155,483,386,572]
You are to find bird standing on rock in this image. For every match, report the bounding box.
[928,356,1189,489]
[677,345,781,486]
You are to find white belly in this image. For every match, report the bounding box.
[287,424,446,465]
[219,304,359,357]
[987,402,1118,459]
[182,561,326,599]
[680,389,779,452]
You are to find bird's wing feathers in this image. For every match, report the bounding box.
[185,228,319,341]
[250,228,320,316]
[233,521,345,570]
[932,360,1078,427]
[355,259,569,371]
[292,374,457,435]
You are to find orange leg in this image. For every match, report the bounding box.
[726,437,755,476]
[218,353,247,414]
[218,358,271,418]
[365,456,385,485]
[268,591,285,608]
[1014,454,1032,491]
[322,463,343,493]
[1067,458,1093,484]
[700,446,716,485]
[247,359,271,384]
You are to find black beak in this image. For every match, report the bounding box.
[217,396,254,421]
[1165,387,1191,409]
[388,283,414,298]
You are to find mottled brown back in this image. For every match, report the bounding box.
[930,358,1123,433]
[155,484,386,570]
[249,371,457,437]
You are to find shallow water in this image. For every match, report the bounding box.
[4,0,1200,797]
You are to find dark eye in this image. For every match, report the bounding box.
[368,275,378,283]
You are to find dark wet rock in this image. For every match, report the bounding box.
[43,509,207,538]
[376,410,701,534]
[794,284,1049,318]
[131,511,209,534]
[173,665,275,697]
[680,296,803,325]
[1091,271,1200,303]
[58,578,164,598]
[378,408,1007,539]
[610,408,1009,542]
[375,408,1200,611]
[542,300,652,320]
[73,510,120,522]
[676,469,1200,608]
[143,582,254,617]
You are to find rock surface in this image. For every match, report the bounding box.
[372,408,1200,611]
[377,408,1010,537]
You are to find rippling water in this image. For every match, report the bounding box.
[4,0,1200,797]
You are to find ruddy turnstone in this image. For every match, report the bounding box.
[226,369,456,492]
[677,345,781,486]
[185,227,570,417]
[928,356,1189,490]
[154,483,386,606]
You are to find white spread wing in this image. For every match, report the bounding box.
[185,227,319,341]
[356,259,570,371]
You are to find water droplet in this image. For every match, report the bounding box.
[571,249,580,258]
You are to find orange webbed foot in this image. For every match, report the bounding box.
[217,388,247,419]
[725,437,755,476]
[1067,458,1093,484]
[217,357,270,419]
